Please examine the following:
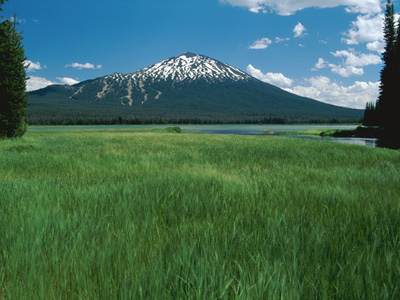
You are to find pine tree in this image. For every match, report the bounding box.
[363,102,372,126]
[0,0,27,138]
[363,102,379,127]
[392,12,400,134]
[377,0,396,134]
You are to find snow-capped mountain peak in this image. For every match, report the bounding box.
[69,53,252,105]
[30,52,362,123]
[135,52,250,82]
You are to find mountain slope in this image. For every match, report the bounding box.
[28,53,363,123]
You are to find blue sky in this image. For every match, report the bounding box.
[3,0,398,108]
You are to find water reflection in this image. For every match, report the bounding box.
[187,125,398,149]
[185,125,384,148]
[192,128,381,148]
[324,137,378,148]
[287,135,378,148]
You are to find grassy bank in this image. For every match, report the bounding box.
[1,128,400,299]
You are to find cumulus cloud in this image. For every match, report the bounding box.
[293,22,306,38]
[344,12,399,53]
[220,0,381,16]
[66,62,102,70]
[27,76,80,91]
[366,40,385,53]
[329,65,364,77]
[26,76,54,92]
[313,58,327,70]
[56,77,80,85]
[24,60,42,72]
[313,49,381,77]
[344,14,383,49]
[246,64,293,88]
[286,76,379,108]
[249,37,272,49]
[249,37,290,50]
[332,50,381,67]
[246,64,378,108]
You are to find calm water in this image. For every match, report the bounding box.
[183,124,355,135]
[29,124,378,148]
[182,124,377,148]
[287,135,377,148]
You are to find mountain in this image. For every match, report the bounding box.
[28,52,362,124]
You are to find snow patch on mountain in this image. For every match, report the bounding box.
[155,91,162,100]
[122,78,133,106]
[70,86,84,99]
[106,53,250,84]
[97,80,110,99]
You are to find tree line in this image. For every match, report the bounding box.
[364,0,400,141]
[27,117,347,126]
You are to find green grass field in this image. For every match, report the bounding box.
[1,128,400,299]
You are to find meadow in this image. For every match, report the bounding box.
[1,127,400,299]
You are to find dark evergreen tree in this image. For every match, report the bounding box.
[376,0,396,134]
[364,102,371,126]
[363,102,379,127]
[0,0,27,138]
[392,11,400,134]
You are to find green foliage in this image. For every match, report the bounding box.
[164,126,182,133]
[363,102,380,126]
[1,129,400,299]
[393,11,400,131]
[374,0,399,138]
[382,1,396,66]
[0,14,27,138]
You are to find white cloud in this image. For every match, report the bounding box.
[221,0,381,16]
[26,76,54,92]
[329,65,364,77]
[56,77,80,85]
[9,16,26,24]
[24,60,42,72]
[344,14,383,47]
[27,76,80,91]
[66,62,102,70]
[246,64,293,88]
[249,37,272,49]
[286,76,379,108]
[293,22,306,38]
[313,49,381,77]
[274,37,290,43]
[314,58,327,70]
[344,13,399,53]
[249,37,290,50]
[247,64,378,108]
[332,49,381,67]
[366,40,385,53]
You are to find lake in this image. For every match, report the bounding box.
[29,124,378,148]
[181,124,377,147]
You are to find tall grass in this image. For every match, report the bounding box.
[1,129,400,299]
